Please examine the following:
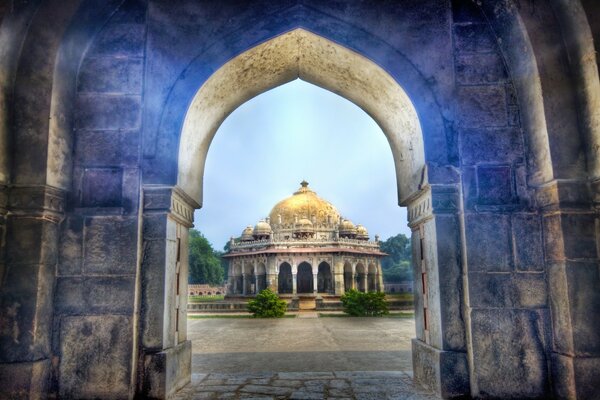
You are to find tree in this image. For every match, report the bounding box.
[379,233,412,283]
[340,289,389,316]
[188,229,224,285]
[247,289,287,318]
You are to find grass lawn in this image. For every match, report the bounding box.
[385,293,414,301]
[189,295,225,302]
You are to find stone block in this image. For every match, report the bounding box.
[572,355,600,399]
[548,261,575,355]
[469,272,546,308]
[412,339,470,398]
[561,213,597,260]
[476,165,514,205]
[59,315,133,398]
[551,352,600,399]
[143,213,168,240]
[542,214,564,262]
[513,273,548,308]
[121,168,140,213]
[461,166,477,209]
[465,214,511,271]
[457,85,507,128]
[471,309,548,398]
[469,272,511,308]
[459,127,523,165]
[0,261,55,362]
[550,352,576,400]
[512,214,543,271]
[142,340,191,398]
[81,168,123,207]
[6,217,58,265]
[58,215,83,276]
[453,23,497,54]
[55,276,135,315]
[141,239,167,349]
[83,216,138,274]
[88,23,145,56]
[455,52,507,84]
[434,215,466,351]
[76,94,141,130]
[0,359,50,399]
[75,129,140,167]
[427,164,460,185]
[78,57,143,93]
[565,261,600,355]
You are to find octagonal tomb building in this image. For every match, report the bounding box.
[224,181,386,300]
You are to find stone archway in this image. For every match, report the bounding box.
[297,262,313,294]
[2,2,599,399]
[278,262,293,294]
[317,262,333,294]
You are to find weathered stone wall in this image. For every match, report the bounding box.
[0,0,598,398]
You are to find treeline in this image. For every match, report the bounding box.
[188,229,226,285]
[379,233,412,283]
[188,229,413,285]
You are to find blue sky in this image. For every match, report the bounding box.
[194,79,411,250]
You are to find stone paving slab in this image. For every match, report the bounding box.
[172,371,438,400]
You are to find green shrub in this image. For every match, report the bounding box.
[247,288,288,318]
[340,289,389,317]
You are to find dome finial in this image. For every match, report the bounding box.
[300,180,309,188]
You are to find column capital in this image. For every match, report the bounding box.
[143,185,198,227]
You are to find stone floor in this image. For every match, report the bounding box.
[172,370,438,399]
[175,316,437,399]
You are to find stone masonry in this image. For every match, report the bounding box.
[0,1,599,399]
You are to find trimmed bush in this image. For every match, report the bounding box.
[340,289,389,316]
[247,288,288,318]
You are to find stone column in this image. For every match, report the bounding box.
[313,266,318,294]
[242,273,247,295]
[377,263,384,292]
[292,274,298,294]
[351,264,357,290]
[140,186,196,398]
[334,259,345,295]
[267,257,278,292]
[0,185,64,399]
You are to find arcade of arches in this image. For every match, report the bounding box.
[1,1,600,399]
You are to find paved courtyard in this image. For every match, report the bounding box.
[173,316,438,399]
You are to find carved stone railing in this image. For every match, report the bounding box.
[229,237,381,252]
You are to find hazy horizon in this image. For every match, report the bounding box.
[193,79,411,250]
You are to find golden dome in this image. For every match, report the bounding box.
[241,225,254,241]
[269,181,340,226]
[295,217,314,232]
[253,219,272,236]
[339,219,357,237]
[356,224,369,240]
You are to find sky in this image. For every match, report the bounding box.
[194,79,411,250]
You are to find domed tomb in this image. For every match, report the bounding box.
[269,180,340,227]
[225,181,387,301]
